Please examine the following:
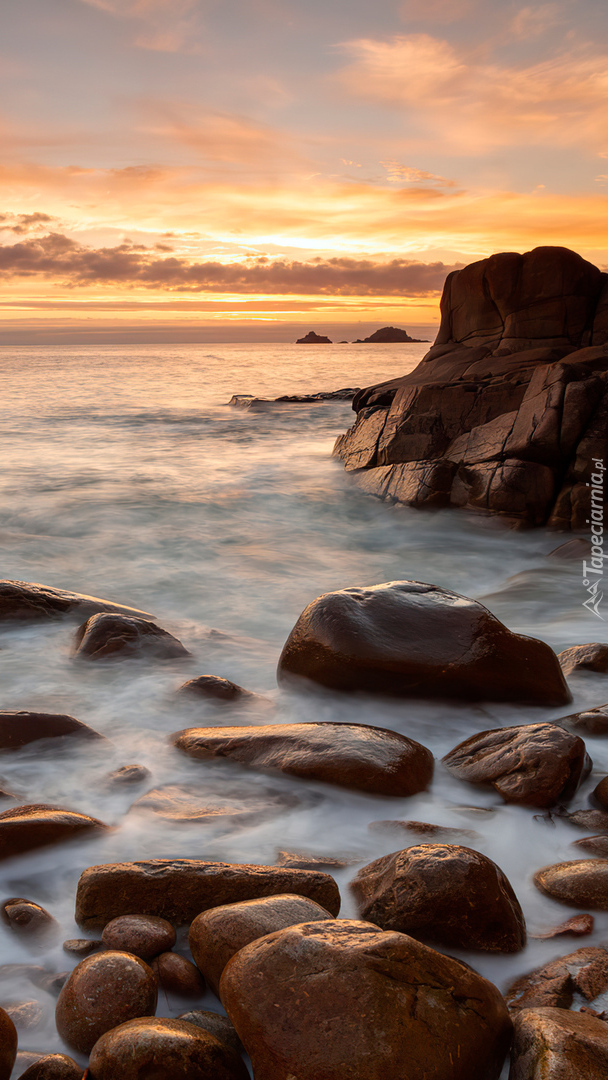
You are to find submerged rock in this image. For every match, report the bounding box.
[442,723,590,807]
[75,859,341,929]
[178,675,253,702]
[129,779,302,829]
[0,804,109,862]
[277,580,570,703]
[189,893,334,996]
[74,612,190,661]
[220,919,512,1080]
[171,721,433,796]
[0,579,154,622]
[334,247,608,528]
[509,1007,608,1079]
[105,763,150,786]
[55,950,158,1054]
[350,844,526,953]
[87,1017,249,1080]
[0,711,105,750]
[530,914,594,940]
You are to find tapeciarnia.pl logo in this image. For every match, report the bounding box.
[582,457,606,619]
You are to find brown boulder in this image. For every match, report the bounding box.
[73,613,190,661]
[350,844,526,952]
[151,952,205,997]
[189,893,334,996]
[506,946,608,1013]
[101,914,176,959]
[442,723,590,807]
[559,643,608,676]
[0,579,153,622]
[171,722,433,797]
[277,580,570,703]
[55,950,157,1054]
[75,859,340,929]
[0,711,104,750]
[178,1010,242,1053]
[574,834,608,856]
[0,1007,18,1080]
[178,675,253,701]
[2,897,58,938]
[509,1007,608,1079]
[557,704,608,734]
[18,1055,83,1080]
[220,919,512,1080]
[593,775,608,807]
[87,1017,249,1080]
[534,859,608,909]
[0,804,109,862]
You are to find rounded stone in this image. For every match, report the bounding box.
[350,844,526,953]
[63,938,102,958]
[510,1007,608,1079]
[2,897,58,938]
[177,1010,243,1054]
[150,952,205,997]
[0,1006,17,1080]
[73,612,190,662]
[178,675,252,702]
[87,1017,250,1080]
[55,950,158,1054]
[101,914,176,960]
[17,1054,82,1080]
[105,764,150,786]
[0,804,109,862]
[534,859,608,909]
[593,775,608,808]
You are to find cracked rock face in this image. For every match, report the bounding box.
[277,580,571,704]
[350,844,526,953]
[220,919,512,1080]
[509,1007,608,1079]
[442,723,590,807]
[334,247,608,528]
[505,946,608,1014]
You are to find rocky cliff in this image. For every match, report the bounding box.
[334,247,608,528]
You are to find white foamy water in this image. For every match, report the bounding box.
[0,343,606,1074]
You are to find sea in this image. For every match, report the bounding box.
[0,342,606,1074]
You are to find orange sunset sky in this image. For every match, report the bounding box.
[1,0,608,342]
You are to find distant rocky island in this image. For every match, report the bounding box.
[295,327,428,344]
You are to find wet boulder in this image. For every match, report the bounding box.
[557,703,608,734]
[442,723,590,807]
[0,579,153,622]
[574,834,608,856]
[150,952,206,997]
[0,1007,17,1080]
[220,919,512,1080]
[73,612,190,661]
[17,1055,83,1080]
[55,950,158,1054]
[87,1017,249,1080]
[277,581,570,703]
[0,804,109,862]
[0,711,104,750]
[534,859,608,909]
[509,1007,608,1079]
[189,893,334,996]
[506,946,608,1013]
[101,914,176,960]
[2,897,58,938]
[350,844,526,952]
[558,643,608,677]
[75,859,340,929]
[178,675,253,702]
[177,1010,242,1054]
[593,775,608,807]
[172,721,433,797]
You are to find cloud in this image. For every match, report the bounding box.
[0,212,57,234]
[400,0,476,23]
[509,5,562,39]
[380,161,456,187]
[337,33,608,151]
[141,105,304,169]
[77,0,202,52]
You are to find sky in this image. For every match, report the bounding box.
[1,0,607,342]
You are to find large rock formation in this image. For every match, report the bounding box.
[334,247,608,527]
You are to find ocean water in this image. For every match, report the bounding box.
[0,342,606,1074]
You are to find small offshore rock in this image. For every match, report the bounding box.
[0,1006,17,1080]
[277,580,571,704]
[17,1054,83,1080]
[87,1017,249,1080]
[178,1010,243,1054]
[0,711,104,750]
[220,919,512,1080]
[172,722,434,797]
[75,859,341,929]
[63,938,102,957]
[368,818,479,840]
[0,579,154,622]
[0,804,109,862]
[558,643,608,676]
[509,1007,608,1079]
[105,764,150,786]
[1,998,44,1030]
[534,859,608,909]
[350,844,526,952]
[557,704,608,734]
[189,893,333,996]
[2,897,58,938]
[295,330,332,343]
[101,914,176,960]
[442,723,590,807]
[506,946,608,1013]
[150,952,205,997]
[73,612,190,661]
[530,914,595,939]
[178,675,253,702]
[55,950,158,1053]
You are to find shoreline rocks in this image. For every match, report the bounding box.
[0,804,109,862]
[87,1017,250,1080]
[55,950,158,1053]
[74,612,190,661]
[534,859,608,909]
[0,579,153,622]
[0,711,105,750]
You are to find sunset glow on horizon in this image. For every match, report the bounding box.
[2,0,608,342]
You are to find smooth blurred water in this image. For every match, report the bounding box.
[0,342,606,1073]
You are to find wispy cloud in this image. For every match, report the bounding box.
[77,0,202,52]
